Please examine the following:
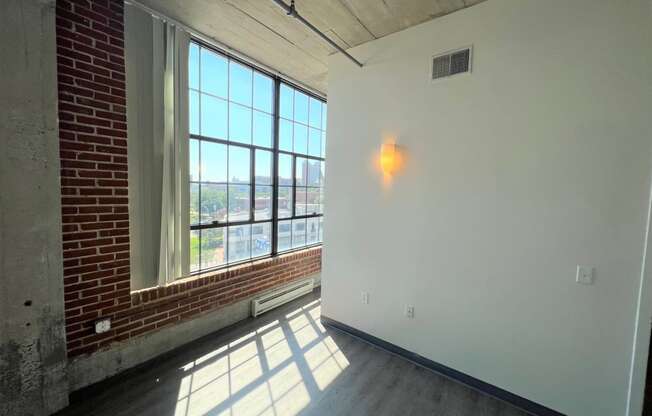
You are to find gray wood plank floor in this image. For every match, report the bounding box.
[56,289,528,416]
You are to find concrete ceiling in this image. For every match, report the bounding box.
[135,0,487,95]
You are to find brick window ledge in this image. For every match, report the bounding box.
[66,247,320,357]
[131,246,322,304]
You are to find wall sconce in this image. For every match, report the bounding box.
[380,143,397,176]
[379,142,404,179]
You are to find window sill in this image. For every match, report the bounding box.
[130,245,322,299]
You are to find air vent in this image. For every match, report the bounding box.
[431,46,472,80]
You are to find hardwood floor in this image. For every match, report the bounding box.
[56,289,528,416]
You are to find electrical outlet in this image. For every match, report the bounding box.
[95,318,111,334]
[361,292,369,305]
[405,305,415,319]
[576,265,594,285]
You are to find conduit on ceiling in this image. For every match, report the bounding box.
[270,0,364,68]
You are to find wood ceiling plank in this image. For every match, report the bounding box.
[135,0,487,93]
[137,0,329,93]
[337,0,404,38]
[292,0,376,48]
[224,0,334,57]
[463,0,487,6]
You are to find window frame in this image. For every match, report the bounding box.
[188,38,325,275]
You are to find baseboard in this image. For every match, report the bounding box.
[320,316,565,416]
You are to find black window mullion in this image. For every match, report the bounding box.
[272,78,280,256]
[197,45,202,271]
[250,148,255,222]
[250,147,255,257]
[249,68,255,259]
[292,155,297,219]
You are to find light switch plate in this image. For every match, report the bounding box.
[405,305,415,319]
[576,265,594,285]
[361,292,369,305]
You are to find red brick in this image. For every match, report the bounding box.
[57,0,323,358]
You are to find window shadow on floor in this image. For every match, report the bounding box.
[174,297,348,416]
[57,289,528,416]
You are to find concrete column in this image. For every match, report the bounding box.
[0,0,68,414]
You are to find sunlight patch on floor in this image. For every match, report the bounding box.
[175,298,346,416]
[264,337,292,370]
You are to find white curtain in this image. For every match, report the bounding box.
[126,5,189,289]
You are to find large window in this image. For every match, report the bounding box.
[188,41,325,273]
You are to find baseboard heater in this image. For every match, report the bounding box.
[251,278,314,317]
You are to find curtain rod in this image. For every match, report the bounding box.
[124,0,327,99]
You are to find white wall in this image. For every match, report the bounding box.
[321,1,652,415]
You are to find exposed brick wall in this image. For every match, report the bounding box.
[55,0,322,358]
[66,248,320,357]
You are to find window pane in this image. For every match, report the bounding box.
[279,119,293,152]
[255,150,272,185]
[252,110,272,148]
[293,123,308,155]
[229,61,252,106]
[229,103,251,144]
[190,229,200,272]
[228,146,250,184]
[295,157,307,186]
[202,227,226,269]
[309,97,321,129]
[189,90,199,135]
[277,220,292,252]
[189,139,199,181]
[200,184,227,224]
[253,73,273,113]
[202,141,227,182]
[318,217,323,242]
[190,183,199,225]
[292,219,306,248]
[308,128,321,158]
[294,91,308,124]
[295,187,307,216]
[254,185,272,220]
[189,43,199,90]
[252,222,272,257]
[228,184,250,222]
[201,94,227,139]
[228,224,251,262]
[321,131,326,158]
[278,186,293,219]
[307,159,321,186]
[318,188,324,214]
[307,217,319,245]
[306,188,320,215]
[280,84,294,120]
[190,44,327,272]
[200,48,228,98]
[278,153,292,186]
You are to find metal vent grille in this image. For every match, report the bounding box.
[432,54,451,79]
[432,47,471,80]
[450,49,470,75]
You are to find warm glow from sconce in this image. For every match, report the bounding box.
[378,141,405,178]
[375,138,405,189]
[380,143,397,175]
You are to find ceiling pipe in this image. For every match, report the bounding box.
[271,0,364,68]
